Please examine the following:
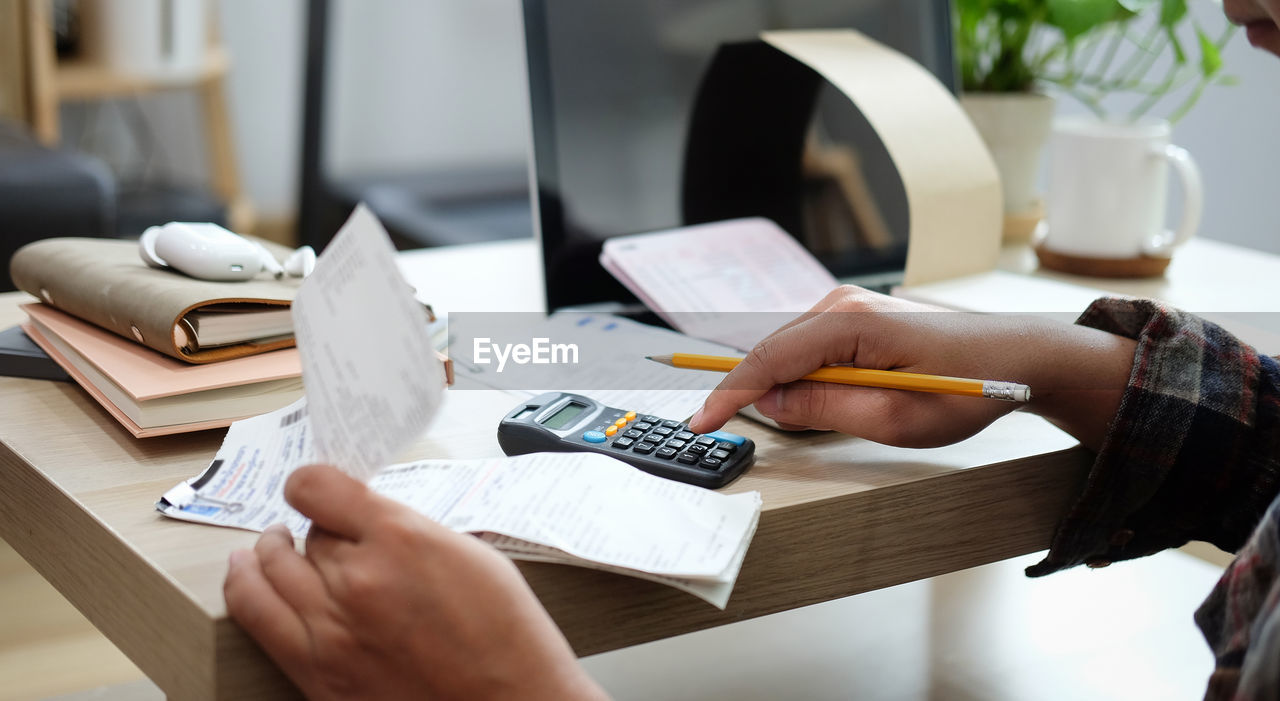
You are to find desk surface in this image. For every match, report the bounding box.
[11,236,1265,700]
[1000,238,1280,314]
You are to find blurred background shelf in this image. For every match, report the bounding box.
[53,46,230,100]
[5,0,253,242]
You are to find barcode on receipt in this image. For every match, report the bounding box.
[279,407,307,428]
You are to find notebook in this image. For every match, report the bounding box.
[22,303,303,437]
[599,217,839,350]
[0,324,70,382]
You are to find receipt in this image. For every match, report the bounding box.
[157,398,315,533]
[378,452,761,579]
[158,401,762,608]
[479,534,753,610]
[290,204,445,481]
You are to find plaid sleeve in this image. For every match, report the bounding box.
[1194,495,1280,701]
[1026,298,1280,578]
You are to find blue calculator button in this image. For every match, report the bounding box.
[705,430,746,446]
[582,431,607,443]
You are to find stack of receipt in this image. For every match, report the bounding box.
[156,205,760,608]
[158,400,761,608]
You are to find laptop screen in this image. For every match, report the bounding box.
[523,0,957,310]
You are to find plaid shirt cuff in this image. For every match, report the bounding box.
[1027,298,1280,577]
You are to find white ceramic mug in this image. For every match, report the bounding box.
[1043,116,1202,259]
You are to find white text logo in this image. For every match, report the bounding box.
[473,337,579,372]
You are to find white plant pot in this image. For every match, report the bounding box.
[960,92,1055,239]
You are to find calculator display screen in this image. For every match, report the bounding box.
[541,402,587,430]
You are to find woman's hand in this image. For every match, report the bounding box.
[688,286,1137,451]
[224,464,608,701]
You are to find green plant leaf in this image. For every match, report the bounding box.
[1167,25,1187,63]
[1197,27,1223,76]
[1047,0,1122,40]
[1160,0,1188,26]
[955,0,989,23]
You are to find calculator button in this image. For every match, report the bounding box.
[605,425,618,437]
[632,442,657,454]
[612,437,634,449]
[699,457,723,470]
[633,421,653,431]
[614,418,628,428]
[673,431,695,441]
[676,452,700,465]
[623,429,644,439]
[715,442,738,453]
[686,443,708,455]
[660,420,680,428]
[651,426,673,437]
[666,439,687,450]
[642,415,662,424]
[582,431,607,443]
[705,429,746,446]
[624,411,637,421]
[693,436,717,447]
[655,447,678,459]
[709,448,731,460]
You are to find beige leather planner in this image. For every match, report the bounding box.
[10,237,303,363]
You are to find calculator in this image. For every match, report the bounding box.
[497,392,755,489]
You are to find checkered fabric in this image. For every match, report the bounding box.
[1024,298,1280,700]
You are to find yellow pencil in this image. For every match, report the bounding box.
[646,353,1031,402]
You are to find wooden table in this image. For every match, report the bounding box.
[0,239,1150,700]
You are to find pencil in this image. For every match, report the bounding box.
[646,353,1031,402]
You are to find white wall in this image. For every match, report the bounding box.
[1165,26,1280,254]
[324,0,528,176]
[216,0,306,217]
[214,0,528,217]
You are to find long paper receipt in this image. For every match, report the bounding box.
[158,400,762,608]
[290,203,445,481]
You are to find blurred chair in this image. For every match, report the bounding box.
[0,119,115,292]
[0,117,228,293]
[321,165,532,250]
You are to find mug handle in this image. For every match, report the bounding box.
[1141,144,1203,257]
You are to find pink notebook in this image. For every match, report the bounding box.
[22,303,302,437]
[599,218,839,351]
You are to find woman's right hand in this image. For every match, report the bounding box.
[688,286,1137,452]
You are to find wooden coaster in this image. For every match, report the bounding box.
[1035,244,1171,278]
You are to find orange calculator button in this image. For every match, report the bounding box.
[624,411,637,421]
[614,418,628,427]
[605,425,618,437]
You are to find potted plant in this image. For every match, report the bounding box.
[955,0,1234,242]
